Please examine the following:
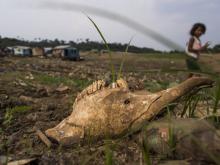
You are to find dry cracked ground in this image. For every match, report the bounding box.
[0,52,220,164]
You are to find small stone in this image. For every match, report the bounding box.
[37,88,49,97]
[18,79,27,86]
[0,156,12,164]
[26,113,38,122]
[19,95,35,103]
[56,84,70,93]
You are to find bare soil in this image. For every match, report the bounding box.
[0,52,220,164]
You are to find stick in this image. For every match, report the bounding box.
[36,129,52,148]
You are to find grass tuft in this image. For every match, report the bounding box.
[3,105,31,125]
[142,139,152,165]
[33,73,91,90]
[213,78,220,114]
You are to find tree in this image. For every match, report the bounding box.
[213,44,220,53]
[85,38,90,43]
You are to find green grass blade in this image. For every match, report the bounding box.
[189,95,200,117]
[142,140,152,165]
[166,106,176,157]
[182,96,193,118]
[87,15,115,82]
[117,36,134,79]
[181,99,190,117]
[87,16,109,50]
[213,79,220,114]
[104,140,113,165]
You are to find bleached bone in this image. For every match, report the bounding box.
[46,77,213,145]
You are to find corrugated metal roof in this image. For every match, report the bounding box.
[53,45,78,50]
[14,46,31,49]
[54,45,71,50]
[6,47,14,50]
[44,47,52,51]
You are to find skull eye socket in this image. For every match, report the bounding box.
[124,99,130,104]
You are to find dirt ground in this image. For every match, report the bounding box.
[0,52,220,164]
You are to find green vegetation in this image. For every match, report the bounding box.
[142,138,152,165]
[144,80,171,92]
[0,36,159,53]
[118,37,133,79]
[180,78,220,119]
[0,128,3,135]
[212,44,220,53]
[87,15,116,83]
[0,71,91,91]
[33,73,91,90]
[167,107,176,158]
[181,93,201,118]
[104,140,114,165]
[213,79,220,114]
[1,71,24,80]
[3,105,32,125]
[1,36,220,53]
